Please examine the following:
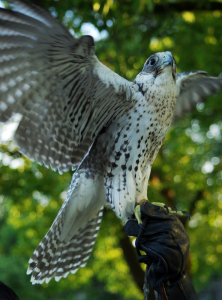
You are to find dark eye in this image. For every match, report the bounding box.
[149,58,156,65]
[146,57,157,66]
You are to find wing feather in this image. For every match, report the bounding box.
[173,71,222,122]
[0,0,133,173]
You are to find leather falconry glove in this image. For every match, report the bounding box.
[0,281,20,300]
[125,201,199,300]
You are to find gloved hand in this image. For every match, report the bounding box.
[125,201,199,300]
[0,281,19,300]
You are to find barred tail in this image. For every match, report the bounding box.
[27,207,103,284]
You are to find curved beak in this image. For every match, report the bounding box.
[163,54,173,66]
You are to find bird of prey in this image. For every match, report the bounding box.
[0,0,222,285]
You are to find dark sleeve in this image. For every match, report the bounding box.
[125,201,199,300]
[154,271,198,300]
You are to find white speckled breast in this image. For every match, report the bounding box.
[103,65,178,222]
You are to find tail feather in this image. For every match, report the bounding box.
[27,168,105,284]
[27,207,103,284]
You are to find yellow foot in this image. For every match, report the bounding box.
[151,202,190,219]
[134,205,142,224]
[134,198,148,224]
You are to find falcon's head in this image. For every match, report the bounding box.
[142,51,177,81]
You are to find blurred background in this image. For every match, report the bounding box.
[1,0,222,299]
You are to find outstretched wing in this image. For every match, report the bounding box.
[0,0,133,173]
[173,71,222,122]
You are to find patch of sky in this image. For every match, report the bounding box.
[81,23,108,41]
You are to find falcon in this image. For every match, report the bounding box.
[0,0,222,284]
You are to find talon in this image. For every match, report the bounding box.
[182,211,190,220]
[151,202,190,219]
[152,202,169,213]
[164,205,169,213]
[169,206,177,213]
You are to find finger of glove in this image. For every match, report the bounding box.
[140,202,189,241]
[125,216,187,247]
[140,201,175,221]
[140,241,184,280]
[125,219,144,237]
[148,263,169,294]
[124,206,189,269]
[142,248,169,292]
[139,246,187,295]
[124,214,176,238]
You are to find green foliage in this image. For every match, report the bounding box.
[1,0,222,298]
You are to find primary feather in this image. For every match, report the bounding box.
[174,71,222,121]
[0,0,133,174]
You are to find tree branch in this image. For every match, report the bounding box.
[119,227,144,291]
[119,226,156,300]
[189,190,203,216]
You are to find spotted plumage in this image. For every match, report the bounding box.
[1,0,222,285]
